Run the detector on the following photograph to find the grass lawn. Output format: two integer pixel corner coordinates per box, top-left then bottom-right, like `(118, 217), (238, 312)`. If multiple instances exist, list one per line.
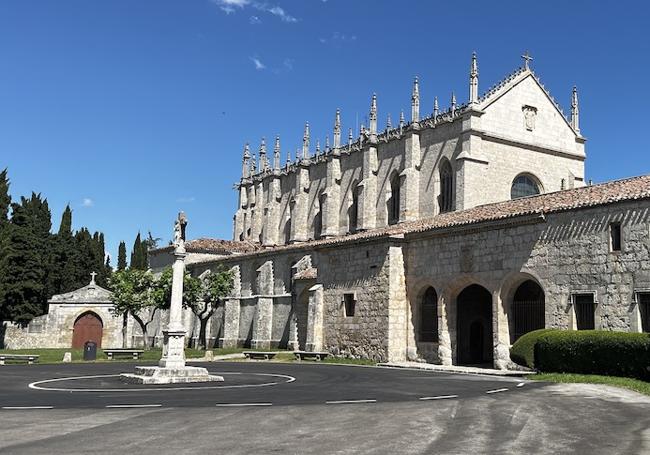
(530, 373), (650, 397)
(0, 347), (246, 364)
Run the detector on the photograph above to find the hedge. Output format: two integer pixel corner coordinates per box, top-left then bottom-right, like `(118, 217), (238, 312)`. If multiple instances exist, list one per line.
(535, 330), (650, 380)
(510, 329), (556, 369)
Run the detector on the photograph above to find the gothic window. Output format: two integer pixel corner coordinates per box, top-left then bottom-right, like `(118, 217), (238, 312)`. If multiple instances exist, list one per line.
(388, 173), (400, 225)
(439, 159), (454, 213)
(349, 184), (360, 233)
(284, 218), (291, 244)
(573, 293), (596, 330)
(511, 280), (545, 343)
(419, 287), (438, 342)
(637, 292), (650, 333)
(314, 193), (325, 239)
(511, 174), (541, 199)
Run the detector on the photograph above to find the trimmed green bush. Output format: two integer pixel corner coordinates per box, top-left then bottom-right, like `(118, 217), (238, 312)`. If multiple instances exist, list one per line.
(510, 329), (556, 368)
(535, 330), (650, 380)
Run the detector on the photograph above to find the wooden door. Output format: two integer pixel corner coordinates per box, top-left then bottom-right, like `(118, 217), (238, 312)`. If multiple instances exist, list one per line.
(72, 312), (103, 349)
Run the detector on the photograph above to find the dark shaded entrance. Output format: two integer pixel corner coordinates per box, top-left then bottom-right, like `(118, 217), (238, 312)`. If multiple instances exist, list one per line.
(457, 284), (493, 365)
(72, 312), (103, 349)
(511, 280), (545, 343)
(295, 289), (309, 350)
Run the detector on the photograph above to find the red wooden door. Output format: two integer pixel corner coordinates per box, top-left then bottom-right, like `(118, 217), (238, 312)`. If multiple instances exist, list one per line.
(72, 312), (103, 349)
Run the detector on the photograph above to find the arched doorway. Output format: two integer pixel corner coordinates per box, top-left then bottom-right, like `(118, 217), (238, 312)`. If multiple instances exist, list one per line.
(457, 284), (492, 365)
(72, 312), (103, 349)
(511, 280), (545, 343)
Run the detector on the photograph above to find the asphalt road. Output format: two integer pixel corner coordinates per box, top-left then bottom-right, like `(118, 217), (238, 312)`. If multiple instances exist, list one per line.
(1, 361), (649, 454)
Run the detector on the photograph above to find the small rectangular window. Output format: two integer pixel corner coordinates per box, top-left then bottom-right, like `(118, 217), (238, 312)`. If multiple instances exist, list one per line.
(638, 292), (650, 333)
(610, 222), (622, 252)
(343, 293), (356, 317)
(573, 293), (595, 330)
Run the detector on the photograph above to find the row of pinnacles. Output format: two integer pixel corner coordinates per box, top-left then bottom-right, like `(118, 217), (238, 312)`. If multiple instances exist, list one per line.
(233, 52), (585, 247)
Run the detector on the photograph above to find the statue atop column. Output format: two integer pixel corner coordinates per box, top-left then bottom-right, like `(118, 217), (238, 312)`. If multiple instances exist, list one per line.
(173, 211), (187, 251)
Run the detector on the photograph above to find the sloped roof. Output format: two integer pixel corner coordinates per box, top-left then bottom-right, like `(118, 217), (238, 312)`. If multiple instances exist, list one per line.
(210, 174), (650, 259)
(153, 238), (262, 255)
(49, 277), (113, 304)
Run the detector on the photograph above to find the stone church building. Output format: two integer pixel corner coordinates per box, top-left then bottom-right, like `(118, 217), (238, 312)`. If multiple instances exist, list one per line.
(148, 54), (650, 369)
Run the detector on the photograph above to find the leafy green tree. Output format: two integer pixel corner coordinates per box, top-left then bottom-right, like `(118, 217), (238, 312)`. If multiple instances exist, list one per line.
(109, 269), (162, 348)
(194, 268), (234, 350)
(144, 231), (161, 250)
(117, 241), (127, 271)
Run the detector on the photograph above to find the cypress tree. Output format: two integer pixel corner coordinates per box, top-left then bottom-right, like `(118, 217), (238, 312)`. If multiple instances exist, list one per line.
(117, 241), (127, 271)
(2, 195), (51, 324)
(0, 169), (11, 324)
(130, 232), (147, 270)
(58, 205), (72, 236)
(0, 169), (10, 227)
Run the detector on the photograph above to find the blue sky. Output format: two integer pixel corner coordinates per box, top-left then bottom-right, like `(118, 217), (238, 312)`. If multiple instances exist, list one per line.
(1, 0), (649, 261)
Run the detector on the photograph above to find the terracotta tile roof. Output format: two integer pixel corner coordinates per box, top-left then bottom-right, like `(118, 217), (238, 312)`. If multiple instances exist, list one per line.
(294, 267), (317, 280)
(152, 238), (261, 255)
(249, 174), (650, 253)
(189, 175), (650, 263)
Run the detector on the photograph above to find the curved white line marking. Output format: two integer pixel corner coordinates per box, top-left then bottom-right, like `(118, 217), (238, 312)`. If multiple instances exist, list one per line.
(2, 406), (54, 410)
(516, 382), (525, 388)
(326, 399), (376, 404)
(485, 388), (509, 394)
(419, 395), (458, 401)
(28, 372), (296, 393)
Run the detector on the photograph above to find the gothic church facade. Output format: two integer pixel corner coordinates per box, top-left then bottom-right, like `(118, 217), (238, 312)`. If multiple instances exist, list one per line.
(150, 54), (650, 369)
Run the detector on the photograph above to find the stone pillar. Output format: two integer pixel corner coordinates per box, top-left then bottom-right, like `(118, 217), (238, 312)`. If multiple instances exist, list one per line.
(492, 290), (511, 370)
(305, 284), (324, 352)
(159, 235), (187, 369)
(322, 153), (341, 238)
(290, 162), (310, 243)
(251, 261), (274, 349)
(402, 126), (421, 222)
(263, 174), (281, 246)
(437, 293), (453, 366)
(250, 180), (264, 242)
(387, 239), (407, 362)
(359, 142), (377, 231)
(455, 109), (486, 211)
(220, 266), (241, 349)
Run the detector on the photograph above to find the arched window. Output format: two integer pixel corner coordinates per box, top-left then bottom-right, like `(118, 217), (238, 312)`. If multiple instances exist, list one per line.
(439, 160), (454, 213)
(511, 174), (541, 199)
(284, 217), (291, 244)
(388, 173), (400, 225)
(511, 280), (545, 342)
(349, 184), (360, 233)
(420, 287), (438, 342)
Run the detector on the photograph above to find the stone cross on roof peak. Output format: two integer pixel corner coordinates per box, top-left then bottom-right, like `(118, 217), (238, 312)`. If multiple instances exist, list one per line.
(521, 51), (533, 69)
(90, 272), (97, 285)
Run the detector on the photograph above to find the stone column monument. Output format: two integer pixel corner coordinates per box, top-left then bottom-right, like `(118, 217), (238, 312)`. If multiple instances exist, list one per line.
(121, 212), (223, 384)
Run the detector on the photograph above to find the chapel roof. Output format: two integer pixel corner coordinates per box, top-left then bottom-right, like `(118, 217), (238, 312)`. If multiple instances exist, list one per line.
(213, 174), (650, 259)
(49, 273), (113, 304)
(153, 238), (262, 255)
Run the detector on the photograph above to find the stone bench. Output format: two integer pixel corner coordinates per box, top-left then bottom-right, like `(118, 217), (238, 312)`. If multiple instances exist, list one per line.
(104, 349), (144, 361)
(243, 351), (278, 360)
(294, 351), (329, 361)
(0, 354), (40, 365)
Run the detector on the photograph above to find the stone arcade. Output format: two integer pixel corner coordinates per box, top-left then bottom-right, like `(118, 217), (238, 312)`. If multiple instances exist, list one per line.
(149, 54), (650, 369)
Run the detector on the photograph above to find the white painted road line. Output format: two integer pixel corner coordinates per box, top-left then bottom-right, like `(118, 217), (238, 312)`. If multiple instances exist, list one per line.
(215, 403), (272, 407)
(326, 399), (377, 405)
(485, 388), (509, 394)
(105, 404), (162, 408)
(516, 382), (526, 388)
(2, 406), (54, 410)
(419, 395), (458, 401)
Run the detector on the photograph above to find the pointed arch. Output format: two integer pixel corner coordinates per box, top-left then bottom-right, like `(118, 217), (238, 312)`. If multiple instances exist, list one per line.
(388, 171), (400, 225)
(348, 181), (360, 233)
(439, 158), (454, 213)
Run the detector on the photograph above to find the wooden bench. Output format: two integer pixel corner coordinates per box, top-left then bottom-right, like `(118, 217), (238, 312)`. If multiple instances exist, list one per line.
(243, 351), (277, 360)
(0, 354), (40, 365)
(294, 351), (329, 361)
(104, 349), (144, 361)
